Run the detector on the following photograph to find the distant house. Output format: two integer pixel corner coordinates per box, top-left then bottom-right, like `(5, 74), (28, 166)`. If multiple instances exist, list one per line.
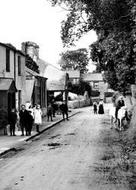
(66, 70), (80, 84)
(38, 59), (68, 103)
(0, 42), (26, 113)
(83, 72), (113, 100)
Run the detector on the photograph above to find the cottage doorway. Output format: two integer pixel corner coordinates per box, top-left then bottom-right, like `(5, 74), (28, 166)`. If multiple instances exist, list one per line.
(8, 92), (15, 113)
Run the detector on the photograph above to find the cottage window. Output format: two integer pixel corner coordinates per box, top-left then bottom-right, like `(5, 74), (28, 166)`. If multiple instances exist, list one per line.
(6, 48), (10, 72)
(18, 56), (21, 76)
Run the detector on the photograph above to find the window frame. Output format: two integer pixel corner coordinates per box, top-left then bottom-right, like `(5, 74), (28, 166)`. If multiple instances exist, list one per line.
(6, 48), (10, 72)
(18, 55), (21, 76)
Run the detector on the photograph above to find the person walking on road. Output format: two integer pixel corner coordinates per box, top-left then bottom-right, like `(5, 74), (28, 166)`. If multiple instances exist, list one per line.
(60, 102), (69, 120)
(33, 104), (42, 132)
(98, 100), (104, 114)
(93, 102), (97, 114)
(115, 96), (125, 121)
(8, 108), (17, 136)
(19, 105), (29, 136)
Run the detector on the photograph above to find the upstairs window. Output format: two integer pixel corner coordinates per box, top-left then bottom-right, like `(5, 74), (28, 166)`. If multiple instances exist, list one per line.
(18, 56), (21, 76)
(6, 48), (10, 72)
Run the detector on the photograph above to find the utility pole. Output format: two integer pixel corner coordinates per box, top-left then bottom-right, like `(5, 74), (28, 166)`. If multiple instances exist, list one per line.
(64, 73), (69, 105)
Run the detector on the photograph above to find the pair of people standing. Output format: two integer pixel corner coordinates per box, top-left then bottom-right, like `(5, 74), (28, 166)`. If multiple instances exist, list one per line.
(19, 104), (42, 136)
(59, 102), (69, 120)
(93, 100), (104, 114)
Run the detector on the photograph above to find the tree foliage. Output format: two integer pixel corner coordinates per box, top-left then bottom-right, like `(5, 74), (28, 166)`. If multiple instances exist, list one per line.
(59, 48), (89, 74)
(90, 31), (136, 93)
(68, 80), (92, 97)
(25, 55), (39, 73)
(48, 0), (136, 94)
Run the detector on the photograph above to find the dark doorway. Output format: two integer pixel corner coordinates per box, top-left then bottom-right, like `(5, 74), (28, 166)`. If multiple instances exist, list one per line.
(8, 92), (15, 114)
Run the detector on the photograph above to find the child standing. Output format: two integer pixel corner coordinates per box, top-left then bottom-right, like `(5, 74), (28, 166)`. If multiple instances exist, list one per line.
(33, 104), (42, 132)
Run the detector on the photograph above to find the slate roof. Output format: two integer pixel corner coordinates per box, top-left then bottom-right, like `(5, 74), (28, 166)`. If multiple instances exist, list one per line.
(66, 70), (80, 79)
(83, 73), (103, 82)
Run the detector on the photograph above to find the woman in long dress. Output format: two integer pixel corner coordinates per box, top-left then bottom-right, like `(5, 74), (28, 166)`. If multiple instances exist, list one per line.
(98, 100), (104, 114)
(33, 104), (42, 132)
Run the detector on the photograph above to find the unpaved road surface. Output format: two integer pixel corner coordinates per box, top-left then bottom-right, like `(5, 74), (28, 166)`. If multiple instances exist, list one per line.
(0, 107), (136, 190)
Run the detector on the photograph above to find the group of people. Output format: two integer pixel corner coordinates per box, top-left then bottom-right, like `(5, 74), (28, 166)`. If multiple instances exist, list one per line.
(8, 104), (42, 136)
(47, 101), (69, 121)
(8, 101), (69, 136)
(93, 100), (104, 114)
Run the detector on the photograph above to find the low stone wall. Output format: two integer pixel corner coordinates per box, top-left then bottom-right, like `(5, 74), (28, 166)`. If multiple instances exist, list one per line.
(68, 99), (90, 109)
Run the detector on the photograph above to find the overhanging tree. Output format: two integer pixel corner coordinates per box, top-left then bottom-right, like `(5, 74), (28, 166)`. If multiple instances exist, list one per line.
(48, 0), (136, 94)
(59, 48), (89, 74)
(68, 80), (92, 97)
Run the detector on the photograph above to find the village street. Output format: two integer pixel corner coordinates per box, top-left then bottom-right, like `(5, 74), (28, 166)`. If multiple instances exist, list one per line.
(0, 106), (136, 190)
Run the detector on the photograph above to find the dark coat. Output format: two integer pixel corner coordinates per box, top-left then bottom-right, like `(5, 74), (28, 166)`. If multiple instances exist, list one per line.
(19, 110), (29, 125)
(47, 105), (53, 116)
(8, 112), (17, 125)
(60, 103), (68, 113)
(27, 113), (34, 126)
(98, 104), (104, 114)
(117, 100), (125, 109)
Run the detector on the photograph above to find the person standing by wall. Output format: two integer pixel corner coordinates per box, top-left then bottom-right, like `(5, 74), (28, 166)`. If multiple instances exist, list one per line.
(8, 108), (17, 136)
(47, 103), (53, 122)
(60, 102), (69, 120)
(33, 104), (42, 132)
(19, 105), (29, 136)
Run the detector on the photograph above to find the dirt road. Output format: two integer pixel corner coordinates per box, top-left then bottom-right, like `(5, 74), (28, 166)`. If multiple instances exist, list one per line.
(0, 107), (135, 190)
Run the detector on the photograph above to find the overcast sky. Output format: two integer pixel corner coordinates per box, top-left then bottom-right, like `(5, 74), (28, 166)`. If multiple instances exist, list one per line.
(0, 0), (97, 71)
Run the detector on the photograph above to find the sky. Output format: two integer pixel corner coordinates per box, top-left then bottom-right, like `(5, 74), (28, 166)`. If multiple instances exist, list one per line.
(0, 0), (97, 71)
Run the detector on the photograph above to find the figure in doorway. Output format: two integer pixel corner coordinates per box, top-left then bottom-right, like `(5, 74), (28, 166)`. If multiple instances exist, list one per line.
(8, 108), (17, 136)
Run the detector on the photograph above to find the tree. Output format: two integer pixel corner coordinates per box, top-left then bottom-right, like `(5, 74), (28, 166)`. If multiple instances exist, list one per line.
(69, 80), (92, 97)
(59, 48), (89, 74)
(25, 55), (39, 73)
(90, 31), (136, 93)
(49, 0), (136, 94)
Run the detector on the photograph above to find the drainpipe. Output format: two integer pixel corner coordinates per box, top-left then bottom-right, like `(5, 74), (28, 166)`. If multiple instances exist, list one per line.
(14, 51), (16, 83)
(14, 51), (16, 109)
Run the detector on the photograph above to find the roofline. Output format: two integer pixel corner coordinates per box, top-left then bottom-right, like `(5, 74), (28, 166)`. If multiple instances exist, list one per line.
(25, 67), (40, 76)
(84, 79), (103, 82)
(36, 75), (48, 80)
(0, 77), (14, 80)
(0, 42), (25, 56)
(39, 58), (62, 71)
(25, 67), (48, 80)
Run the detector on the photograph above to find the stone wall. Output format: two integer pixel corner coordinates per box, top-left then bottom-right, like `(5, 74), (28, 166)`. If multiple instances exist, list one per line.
(68, 99), (90, 109)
